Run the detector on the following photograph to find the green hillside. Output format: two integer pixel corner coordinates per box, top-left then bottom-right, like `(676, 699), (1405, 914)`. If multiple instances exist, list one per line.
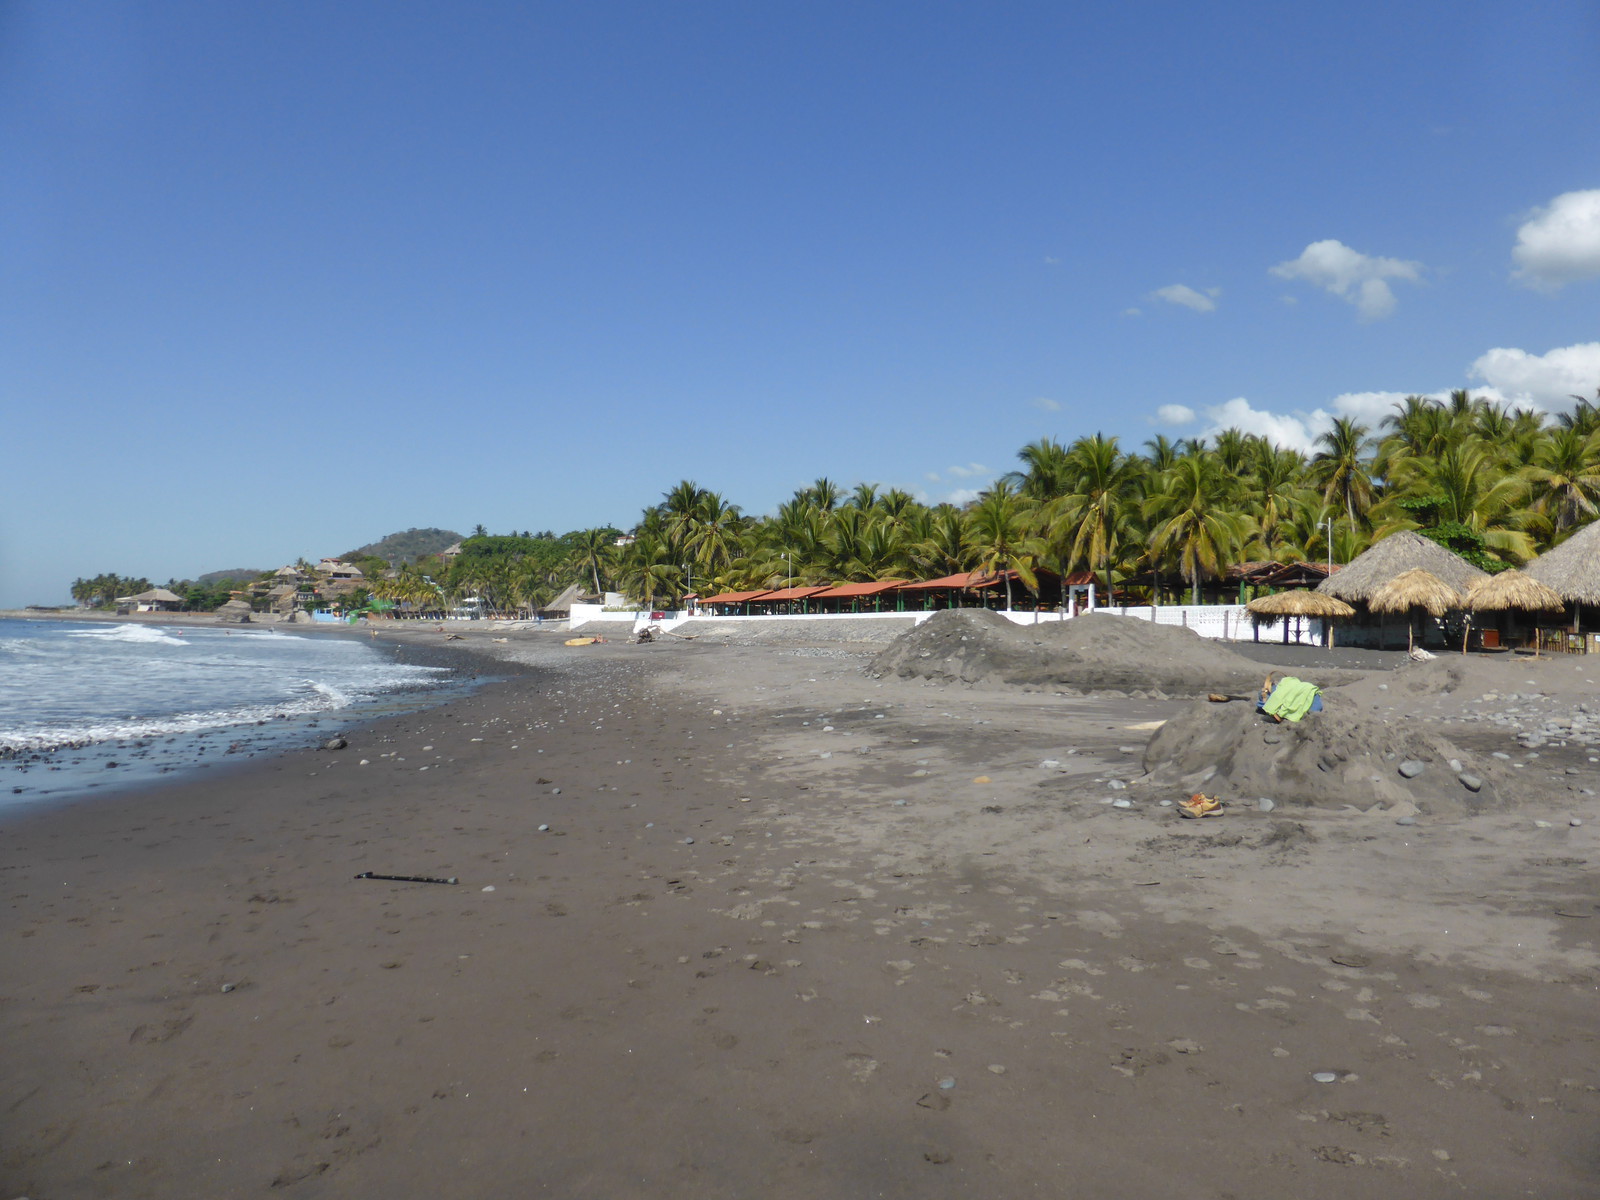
(342, 527), (463, 565)
(197, 568), (268, 586)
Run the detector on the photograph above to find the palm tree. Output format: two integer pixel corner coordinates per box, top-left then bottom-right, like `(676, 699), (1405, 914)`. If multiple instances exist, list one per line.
(1309, 417), (1375, 528)
(571, 528), (615, 595)
(848, 482), (881, 511)
(1242, 444), (1312, 558)
(798, 477), (844, 512)
(1005, 438), (1073, 501)
(1142, 434), (1179, 473)
(1523, 427), (1600, 535)
(1043, 433), (1133, 600)
(1558, 390), (1600, 437)
(686, 491), (746, 575)
(1144, 454), (1253, 603)
(966, 485), (1046, 611)
(1380, 441), (1537, 564)
(909, 504), (976, 577)
(1211, 427), (1252, 477)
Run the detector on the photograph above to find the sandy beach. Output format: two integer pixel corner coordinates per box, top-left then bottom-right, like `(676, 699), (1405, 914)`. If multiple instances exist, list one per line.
(4, 617), (1599, 1198)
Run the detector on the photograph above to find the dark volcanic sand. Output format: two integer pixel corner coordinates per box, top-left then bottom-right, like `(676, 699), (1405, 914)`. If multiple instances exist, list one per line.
(3, 626), (1599, 1198)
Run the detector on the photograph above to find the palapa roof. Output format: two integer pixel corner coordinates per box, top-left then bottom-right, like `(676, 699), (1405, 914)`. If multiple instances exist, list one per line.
(541, 583), (585, 613)
(1316, 530), (1487, 602)
(131, 588), (185, 604)
(1467, 569), (1565, 613)
(1368, 568), (1464, 617)
(1245, 590), (1355, 618)
(1524, 519), (1600, 605)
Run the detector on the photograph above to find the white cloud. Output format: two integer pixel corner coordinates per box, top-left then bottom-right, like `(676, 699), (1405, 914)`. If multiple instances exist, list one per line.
(1030, 396), (1061, 412)
(946, 488), (982, 506)
(1471, 342), (1600, 410)
(946, 462), (989, 479)
(1199, 397), (1332, 455)
(1151, 284), (1219, 313)
(1324, 390), (1423, 427)
(1122, 307), (1143, 317)
(1269, 239), (1423, 320)
(1512, 190), (1600, 288)
(1155, 404), (1196, 425)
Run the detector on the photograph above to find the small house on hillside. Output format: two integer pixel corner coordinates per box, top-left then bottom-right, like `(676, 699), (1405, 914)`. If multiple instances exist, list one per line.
(318, 560), (365, 580)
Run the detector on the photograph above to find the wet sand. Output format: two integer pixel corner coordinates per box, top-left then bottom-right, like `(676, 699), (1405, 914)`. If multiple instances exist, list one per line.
(4, 625), (1599, 1198)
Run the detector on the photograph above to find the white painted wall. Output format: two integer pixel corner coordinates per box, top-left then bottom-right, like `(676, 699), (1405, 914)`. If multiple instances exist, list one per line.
(571, 601), (1327, 645)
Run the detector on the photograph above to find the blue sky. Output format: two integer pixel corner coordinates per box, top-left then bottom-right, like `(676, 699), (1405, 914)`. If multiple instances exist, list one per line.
(3, 0), (1598, 606)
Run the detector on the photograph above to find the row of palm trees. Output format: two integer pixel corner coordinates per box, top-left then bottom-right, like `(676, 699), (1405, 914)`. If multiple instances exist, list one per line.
(606, 390), (1600, 609)
(372, 389), (1600, 615)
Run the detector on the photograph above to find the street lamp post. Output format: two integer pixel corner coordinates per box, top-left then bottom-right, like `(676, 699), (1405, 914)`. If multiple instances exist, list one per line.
(1318, 519), (1336, 573)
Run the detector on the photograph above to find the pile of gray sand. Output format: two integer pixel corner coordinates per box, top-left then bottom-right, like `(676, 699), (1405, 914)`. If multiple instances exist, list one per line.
(1140, 690), (1511, 814)
(870, 609), (1289, 697)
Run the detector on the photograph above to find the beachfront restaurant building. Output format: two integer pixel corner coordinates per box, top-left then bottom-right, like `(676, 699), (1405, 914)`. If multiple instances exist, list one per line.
(697, 569), (1071, 617)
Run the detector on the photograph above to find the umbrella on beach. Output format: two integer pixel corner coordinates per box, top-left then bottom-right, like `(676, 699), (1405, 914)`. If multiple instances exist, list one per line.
(1466, 569), (1564, 614)
(1368, 568), (1464, 652)
(1245, 590), (1356, 646)
(1245, 591), (1356, 618)
(1464, 569), (1565, 654)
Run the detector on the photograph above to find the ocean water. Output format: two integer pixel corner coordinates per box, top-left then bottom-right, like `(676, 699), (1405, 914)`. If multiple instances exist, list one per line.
(0, 619), (459, 805)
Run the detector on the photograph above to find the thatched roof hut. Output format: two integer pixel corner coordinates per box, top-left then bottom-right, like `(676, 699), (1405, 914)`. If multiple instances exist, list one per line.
(539, 583), (584, 618)
(1246, 591), (1355, 618)
(1369, 569), (1463, 617)
(1317, 530), (1487, 602)
(1524, 519), (1600, 605)
(1466, 569), (1564, 614)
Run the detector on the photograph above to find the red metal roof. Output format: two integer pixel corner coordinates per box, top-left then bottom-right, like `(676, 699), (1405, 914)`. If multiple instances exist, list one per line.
(899, 570), (998, 590)
(751, 585), (831, 601)
(700, 589), (772, 604)
(813, 580), (906, 599)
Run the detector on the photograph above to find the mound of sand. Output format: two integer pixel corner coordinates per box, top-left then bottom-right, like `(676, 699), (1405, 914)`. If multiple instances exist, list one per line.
(870, 609), (1290, 697)
(1140, 698), (1510, 814)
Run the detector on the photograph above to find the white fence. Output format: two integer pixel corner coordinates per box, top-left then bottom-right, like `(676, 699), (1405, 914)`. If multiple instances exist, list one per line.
(571, 601), (1328, 645)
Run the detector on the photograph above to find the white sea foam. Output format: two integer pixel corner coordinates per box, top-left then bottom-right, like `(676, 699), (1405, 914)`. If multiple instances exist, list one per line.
(0, 618), (451, 753)
(67, 624), (190, 645)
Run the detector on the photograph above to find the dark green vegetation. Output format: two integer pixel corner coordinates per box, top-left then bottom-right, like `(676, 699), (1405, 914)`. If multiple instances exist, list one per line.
(582, 389), (1600, 609)
(68, 574), (153, 608)
(197, 568), (267, 587)
(70, 391), (1600, 614)
(340, 527), (463, 565)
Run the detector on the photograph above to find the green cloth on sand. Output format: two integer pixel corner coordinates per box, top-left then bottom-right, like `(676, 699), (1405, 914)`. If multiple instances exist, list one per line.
(1263, 676), (1320, 723)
